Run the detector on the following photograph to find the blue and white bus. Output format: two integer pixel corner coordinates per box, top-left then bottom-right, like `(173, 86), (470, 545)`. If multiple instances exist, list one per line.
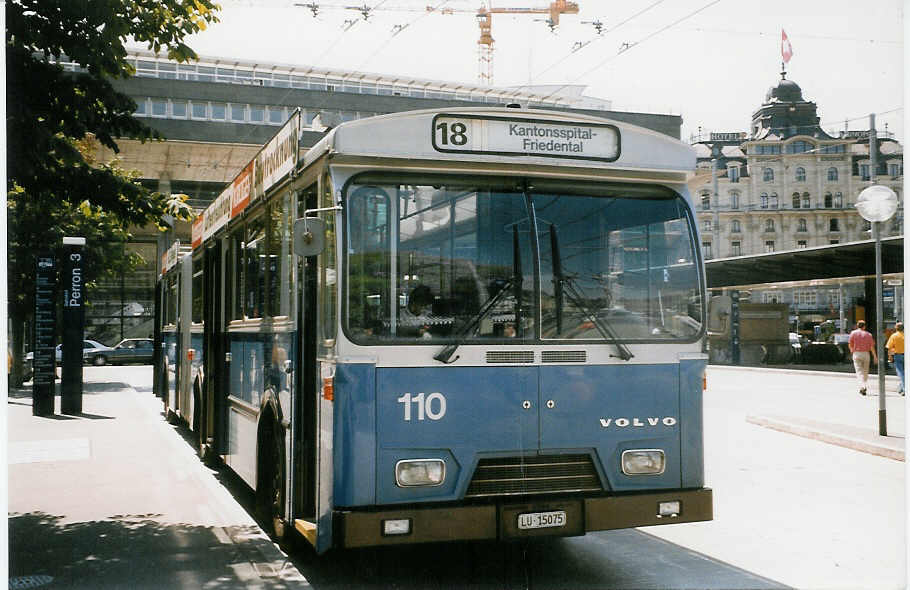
(155, 106), (712, 553)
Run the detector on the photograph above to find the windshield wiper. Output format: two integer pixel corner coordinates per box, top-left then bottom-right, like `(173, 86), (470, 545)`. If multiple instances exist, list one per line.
(435, 227), (523, 364)
(549, 224), (633, 361)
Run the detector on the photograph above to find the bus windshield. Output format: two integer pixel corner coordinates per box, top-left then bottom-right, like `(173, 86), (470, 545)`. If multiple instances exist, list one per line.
(344, 176), (703, 344)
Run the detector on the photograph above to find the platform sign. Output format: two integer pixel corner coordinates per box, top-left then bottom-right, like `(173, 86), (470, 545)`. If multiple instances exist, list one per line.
(61, 239), (86, 415)
(33, 255), (56, 416)
(432, 114), (621, 162)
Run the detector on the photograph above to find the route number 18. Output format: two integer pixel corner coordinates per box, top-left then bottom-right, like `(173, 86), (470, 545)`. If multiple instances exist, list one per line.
(435, 121), (469, 146)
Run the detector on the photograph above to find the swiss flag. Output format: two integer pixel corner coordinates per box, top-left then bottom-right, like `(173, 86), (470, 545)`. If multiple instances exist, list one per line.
(781, 29), (793, 63)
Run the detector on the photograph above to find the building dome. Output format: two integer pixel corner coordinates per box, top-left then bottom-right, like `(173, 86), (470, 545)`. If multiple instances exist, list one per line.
(765, 77), (804, 103)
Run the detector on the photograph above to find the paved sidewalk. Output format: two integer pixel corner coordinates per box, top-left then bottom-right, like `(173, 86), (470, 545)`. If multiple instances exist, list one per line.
(7, 367), (310, 589)
(711, 364), (906, 462)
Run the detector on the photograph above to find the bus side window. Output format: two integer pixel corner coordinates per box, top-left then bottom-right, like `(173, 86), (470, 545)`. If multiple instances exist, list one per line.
(346, 185), (391, 340)
(245, 216), (267, 319)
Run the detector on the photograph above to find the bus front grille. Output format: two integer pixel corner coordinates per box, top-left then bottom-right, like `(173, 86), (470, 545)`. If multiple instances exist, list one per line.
(465, 454), (603, 498)
(486, 351), (534, 364)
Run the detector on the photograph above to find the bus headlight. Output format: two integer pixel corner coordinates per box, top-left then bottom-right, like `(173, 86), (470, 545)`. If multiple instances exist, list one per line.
(395, 459), (445, 487)
(621, 449), (665, 475)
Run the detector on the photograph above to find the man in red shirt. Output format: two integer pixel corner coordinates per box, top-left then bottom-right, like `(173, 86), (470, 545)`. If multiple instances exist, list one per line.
(848, 320), (877, 395)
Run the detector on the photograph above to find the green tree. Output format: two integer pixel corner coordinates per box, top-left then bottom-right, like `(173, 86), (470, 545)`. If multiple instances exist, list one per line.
(7, 0), (220, 384)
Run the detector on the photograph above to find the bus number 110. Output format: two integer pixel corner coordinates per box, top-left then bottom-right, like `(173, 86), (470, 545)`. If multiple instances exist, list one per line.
(397, 392), (447, 421)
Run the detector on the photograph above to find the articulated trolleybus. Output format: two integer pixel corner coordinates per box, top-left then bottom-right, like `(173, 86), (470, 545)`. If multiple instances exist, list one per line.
(156, 106), (712, 553)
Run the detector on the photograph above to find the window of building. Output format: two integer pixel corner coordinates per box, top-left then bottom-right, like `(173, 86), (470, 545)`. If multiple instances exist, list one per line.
(191, 102), (207, 119)
(862, 220), (872, 232)
(269, 107), (285, 124)
(134, 98), (147, 115)
(763, 167), (774, 182)
(787, 140), (812, 154)
(728, 166), (740, 183)
(731, 241), (741, 256)
(171, 100), (187, 118)
(765, 219), (775, 232)
(860, 164), (870, 180)
(701, 193), (710, 210)
(763, 290), (782, 303)
(829, 218), (840, 232)
(795, 167), (806, 182)
(210, 102), (226, 120)
(730, 192), (740, 209)
(824, 193), (833, 208)
(834, 192), (843, 208)
(150, 98), (167, 117)
(702, 219), (712, 233)
(892, 214), (903, 233)
(889, 163), (902, 177)
(828, 167), (838, 181)
(797, 240), (807, 248)
(792, 192), (801, 208)
(702, 242), (713, 260)
(760, 193), (769, 209)
(765, 240), (775, 253)
(829, 239), (839, 245)
(802, 193), (810, 209)
(797, 218), (807, 232)
(230, 103), (246, 122)
(769, 193), (778, 209)
(249, 104), (265, 122)
(731, 219), (741, 233)
(795, 289), (817, 307)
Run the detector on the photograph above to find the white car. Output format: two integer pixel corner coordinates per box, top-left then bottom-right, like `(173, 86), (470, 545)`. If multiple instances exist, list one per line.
(25, 339), (115, 366)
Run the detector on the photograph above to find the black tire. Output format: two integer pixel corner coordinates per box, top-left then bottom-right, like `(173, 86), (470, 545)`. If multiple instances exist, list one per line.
(257, 419), (287, 541)
(92, 355), (107, 366)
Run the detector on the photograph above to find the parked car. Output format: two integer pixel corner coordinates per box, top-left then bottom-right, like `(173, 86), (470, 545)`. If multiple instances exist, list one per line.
(25, 340), (115, 367)
(101, 338), (155, 365)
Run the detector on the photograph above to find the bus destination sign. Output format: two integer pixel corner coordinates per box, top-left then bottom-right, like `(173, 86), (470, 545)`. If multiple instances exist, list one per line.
(432, 114), (620, 162)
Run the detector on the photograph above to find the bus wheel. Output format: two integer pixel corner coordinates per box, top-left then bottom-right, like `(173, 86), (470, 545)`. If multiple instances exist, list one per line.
(257, 420), (286, 541)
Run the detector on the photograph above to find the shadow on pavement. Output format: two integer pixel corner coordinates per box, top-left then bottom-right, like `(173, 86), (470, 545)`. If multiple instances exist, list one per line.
(8, 512), (299, 590)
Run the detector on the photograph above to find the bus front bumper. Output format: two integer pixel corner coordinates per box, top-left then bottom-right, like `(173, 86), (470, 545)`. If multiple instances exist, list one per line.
(337, 488), (712, 549)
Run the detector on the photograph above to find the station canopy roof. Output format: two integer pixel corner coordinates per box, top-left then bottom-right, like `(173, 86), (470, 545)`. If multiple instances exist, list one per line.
(705, 237), (903, 289)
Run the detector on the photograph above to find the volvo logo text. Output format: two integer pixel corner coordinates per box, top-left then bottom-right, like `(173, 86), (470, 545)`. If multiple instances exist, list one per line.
(599, 417), (677, 428)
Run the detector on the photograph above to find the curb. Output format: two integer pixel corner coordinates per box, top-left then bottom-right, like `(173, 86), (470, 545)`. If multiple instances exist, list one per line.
(710, 364), (900, 382)
(746, 415), (905, 462)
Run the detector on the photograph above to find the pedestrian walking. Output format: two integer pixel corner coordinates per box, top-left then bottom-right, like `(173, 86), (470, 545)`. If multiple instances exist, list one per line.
(848, 320), (877, 396)
(886, 321), (904, 395)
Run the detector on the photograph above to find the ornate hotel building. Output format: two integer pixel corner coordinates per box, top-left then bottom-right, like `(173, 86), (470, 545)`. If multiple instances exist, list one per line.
(691, 74), (903, 261)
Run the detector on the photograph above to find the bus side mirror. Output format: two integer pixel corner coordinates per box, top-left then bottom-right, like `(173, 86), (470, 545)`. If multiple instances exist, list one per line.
(294, 217), (326, 257)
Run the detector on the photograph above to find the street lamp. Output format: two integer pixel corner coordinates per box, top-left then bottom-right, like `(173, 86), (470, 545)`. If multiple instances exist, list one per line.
(855, 184), (898, 436)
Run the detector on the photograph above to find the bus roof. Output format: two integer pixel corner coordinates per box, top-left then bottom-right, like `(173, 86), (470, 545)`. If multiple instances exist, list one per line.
(304, 107), (695, 174)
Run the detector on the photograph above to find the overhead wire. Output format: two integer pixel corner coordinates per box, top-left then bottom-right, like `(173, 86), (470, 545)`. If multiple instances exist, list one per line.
(354, 0), (455, 73)
(531, 0), (668, 82)
(540, 0), (725, 103)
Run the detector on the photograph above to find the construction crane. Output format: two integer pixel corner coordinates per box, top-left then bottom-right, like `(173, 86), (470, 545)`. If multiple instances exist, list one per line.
(476, 1), (579, 84)
(295, 1), (580, 85)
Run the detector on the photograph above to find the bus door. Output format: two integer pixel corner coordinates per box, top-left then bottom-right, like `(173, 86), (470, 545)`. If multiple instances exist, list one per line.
(203, 241), (228, 455)
(292, 184), (320, 540)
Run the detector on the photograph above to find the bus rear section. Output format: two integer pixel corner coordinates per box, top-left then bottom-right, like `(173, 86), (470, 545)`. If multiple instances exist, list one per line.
(328, 172), (711, 548)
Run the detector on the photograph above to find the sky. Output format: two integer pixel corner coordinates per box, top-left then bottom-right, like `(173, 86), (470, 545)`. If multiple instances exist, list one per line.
(152, 0), (904, 141)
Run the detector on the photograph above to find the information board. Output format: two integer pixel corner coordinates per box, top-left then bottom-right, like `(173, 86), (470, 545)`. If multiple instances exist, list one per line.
(32, 255), (56, 416)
